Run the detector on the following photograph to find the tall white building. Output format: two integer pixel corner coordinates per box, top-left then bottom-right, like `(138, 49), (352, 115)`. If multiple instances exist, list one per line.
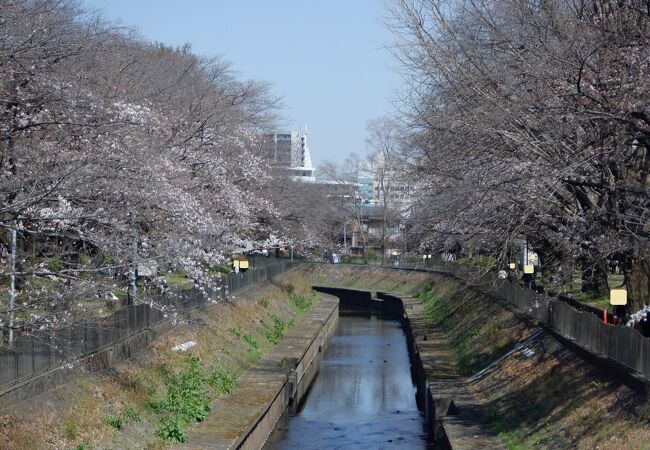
(260, 131), (316, 182)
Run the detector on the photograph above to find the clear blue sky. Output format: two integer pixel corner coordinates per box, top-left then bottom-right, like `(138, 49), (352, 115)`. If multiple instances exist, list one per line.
(83, 0), (401, 166)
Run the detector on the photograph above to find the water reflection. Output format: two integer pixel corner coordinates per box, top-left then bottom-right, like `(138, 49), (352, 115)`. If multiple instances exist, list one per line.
(269, 308), (430, 450)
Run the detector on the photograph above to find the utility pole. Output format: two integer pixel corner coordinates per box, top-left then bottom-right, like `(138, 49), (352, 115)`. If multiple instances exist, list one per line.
(9, 221), (16, 344)
(129, 233), (137, 304)
(343, 222), (347, 254)
(522, 237), (529, 268)
(127, 209), (137, 305)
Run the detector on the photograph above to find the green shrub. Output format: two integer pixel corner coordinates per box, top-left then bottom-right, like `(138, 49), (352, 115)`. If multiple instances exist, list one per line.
(145, 399), (162, 412)
(258, 298), (270, 308)
(63, 419), (78, 439)
(243, 333), (259, 350)
(160, 357), (210, 423)
(290, 294), (312, 313)
(123, 405), (141, 422)
(106, 414), (123, 430)
(47, 258), (64, 273)
(213, 263), (232, 274)
(149, 356), (212, 442)
(207, 365), (237, 394)
(261, 315), (293, 345)
(72, 444), (90, 450)
(156, 416), (187, 443)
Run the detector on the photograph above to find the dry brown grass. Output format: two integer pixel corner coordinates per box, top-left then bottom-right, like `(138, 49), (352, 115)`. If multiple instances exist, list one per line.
(477, 337), (650, 449)
(0, 378), (116, 450)
(299, 263), (435, 295)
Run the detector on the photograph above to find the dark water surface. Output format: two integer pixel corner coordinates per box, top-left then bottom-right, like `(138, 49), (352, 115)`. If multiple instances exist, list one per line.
(268, 308), (430, 450)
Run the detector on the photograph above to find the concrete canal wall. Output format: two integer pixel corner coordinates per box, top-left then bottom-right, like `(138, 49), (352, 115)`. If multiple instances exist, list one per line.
(312, 288), (437, 426)
(178, 294), (339, 450)
(313, 286), (504, 450)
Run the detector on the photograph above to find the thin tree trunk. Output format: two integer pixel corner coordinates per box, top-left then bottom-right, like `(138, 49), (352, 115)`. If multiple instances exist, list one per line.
(581, 259), (610, 298)
(624, 252), (650, 314)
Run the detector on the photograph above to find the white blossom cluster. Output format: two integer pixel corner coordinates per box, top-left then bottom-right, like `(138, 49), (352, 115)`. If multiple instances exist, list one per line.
(627, 306), (650, 327)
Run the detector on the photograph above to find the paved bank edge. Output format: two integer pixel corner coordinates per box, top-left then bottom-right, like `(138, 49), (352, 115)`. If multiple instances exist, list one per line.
(178, 293), (339, 450)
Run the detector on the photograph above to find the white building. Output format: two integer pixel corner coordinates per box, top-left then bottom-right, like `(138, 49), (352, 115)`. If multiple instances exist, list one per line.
(370, 152), (413, 211)
(260, 131), (316, 182)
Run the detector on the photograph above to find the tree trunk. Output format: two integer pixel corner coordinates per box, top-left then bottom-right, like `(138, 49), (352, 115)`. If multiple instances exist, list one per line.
(381, 215), (387, 266)
(581, 259), (609, 298)
(624, 252), (650, 314)
(533, 240), (572, 292)
(356, 218), (368, 264)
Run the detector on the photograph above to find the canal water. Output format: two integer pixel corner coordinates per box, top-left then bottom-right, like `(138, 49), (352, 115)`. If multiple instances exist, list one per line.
(267, 307), (431, 449)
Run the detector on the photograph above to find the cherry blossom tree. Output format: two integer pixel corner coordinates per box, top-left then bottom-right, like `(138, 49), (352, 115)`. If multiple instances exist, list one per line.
(0, 0), (316, 334)
(389, 0), (650, 311)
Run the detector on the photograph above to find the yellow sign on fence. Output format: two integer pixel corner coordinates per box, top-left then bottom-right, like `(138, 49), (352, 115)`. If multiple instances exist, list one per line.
(610, 289), (627, 305)
(524, 264), (534, 274)
(509, 263), (516, 269)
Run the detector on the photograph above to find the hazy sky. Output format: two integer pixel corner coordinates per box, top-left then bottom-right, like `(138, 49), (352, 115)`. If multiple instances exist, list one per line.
(83, 0), (402, 166)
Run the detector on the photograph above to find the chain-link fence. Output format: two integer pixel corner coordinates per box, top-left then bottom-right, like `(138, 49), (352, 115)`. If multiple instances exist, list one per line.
(0, 259), (289, 392)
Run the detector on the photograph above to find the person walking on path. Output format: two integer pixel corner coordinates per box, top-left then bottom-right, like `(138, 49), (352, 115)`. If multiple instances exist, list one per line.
(522, 271), (536, 290)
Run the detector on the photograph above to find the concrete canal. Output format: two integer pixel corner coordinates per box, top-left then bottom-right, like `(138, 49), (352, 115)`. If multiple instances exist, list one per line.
(266, 307), (431, 449)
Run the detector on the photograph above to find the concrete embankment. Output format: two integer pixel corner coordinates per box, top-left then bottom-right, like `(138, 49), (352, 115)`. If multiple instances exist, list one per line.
(397, 295), (505, 450)
(412, 274), (650, 449)
(177, 293), (339, 450)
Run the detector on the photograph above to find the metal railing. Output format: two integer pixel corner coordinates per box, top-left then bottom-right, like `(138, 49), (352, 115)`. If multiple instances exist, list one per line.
(0, 259), (290, 392)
